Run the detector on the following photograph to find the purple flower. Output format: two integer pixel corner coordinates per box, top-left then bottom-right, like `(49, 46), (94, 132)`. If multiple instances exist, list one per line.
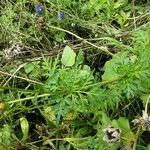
(35, 4), (43, 15)
(58, 11), (65, 20)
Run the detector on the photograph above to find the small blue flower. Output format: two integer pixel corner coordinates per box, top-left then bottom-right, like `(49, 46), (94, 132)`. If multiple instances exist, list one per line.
(35, 4), (43, 15)
(58, 11), (65, 20)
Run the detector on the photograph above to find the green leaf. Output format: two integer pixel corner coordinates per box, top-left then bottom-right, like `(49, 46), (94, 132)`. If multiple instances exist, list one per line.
(114, 0), (124, 9)
(111, 119), (119, 127)
(24, 63), (34, 73)
(117, 117), (130, 134)
(76, 49), (84, 65)
(101, 112), (111, 125)
(140, 94), (150, 105)
(147, 144), (150, 150)
(78, 70), (90, 80)
(43, 139), (56, 149)
(61, 45), (76, 66)
(43, 106), (57, 126)
(20, 117), (29, 141)
(102, 60), (119, 81)
(123, 131), (135, 142)
(0, 125), (11, 146)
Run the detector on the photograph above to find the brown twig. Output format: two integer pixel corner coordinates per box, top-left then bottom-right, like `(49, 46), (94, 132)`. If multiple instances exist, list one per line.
(0, 70), (43, 85)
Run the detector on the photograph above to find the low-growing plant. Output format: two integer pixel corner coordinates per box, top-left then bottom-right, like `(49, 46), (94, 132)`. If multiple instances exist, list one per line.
(0, 37), (150, 149)
(0, 0), (150, 150)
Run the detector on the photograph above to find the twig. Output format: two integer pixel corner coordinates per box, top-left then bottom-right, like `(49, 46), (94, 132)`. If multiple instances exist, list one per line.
(0, 70), (43, 85)
(132, 0), (136, 30)
(3, 63), (27, 87)
(46, 24), (115, 57)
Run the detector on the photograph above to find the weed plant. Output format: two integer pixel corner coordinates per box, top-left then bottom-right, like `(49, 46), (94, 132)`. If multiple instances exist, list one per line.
(0, 0), (150, 150)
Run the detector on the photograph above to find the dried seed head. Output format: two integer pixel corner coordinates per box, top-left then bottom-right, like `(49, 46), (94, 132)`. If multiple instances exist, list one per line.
(3, 42), (24, 60)
(132, 110), (150, 131)
(36, 16), (45, 31)
(103, 125), (121, 143)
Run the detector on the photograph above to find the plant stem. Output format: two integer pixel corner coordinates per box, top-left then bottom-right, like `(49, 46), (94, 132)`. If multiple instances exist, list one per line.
(133, 125), (141, 150)
(0, 70), (43, 85)
(145, 94), (150, 113)
(8, 93), (51, 104)
(46, 24), (115, 57)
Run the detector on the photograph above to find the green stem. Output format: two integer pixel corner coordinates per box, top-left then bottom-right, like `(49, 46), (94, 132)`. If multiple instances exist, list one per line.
(8, 93), (51, 104)
(80, 75), (124, 90)
(133, 125), (141, 150)
(145, 94), (150, 113)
